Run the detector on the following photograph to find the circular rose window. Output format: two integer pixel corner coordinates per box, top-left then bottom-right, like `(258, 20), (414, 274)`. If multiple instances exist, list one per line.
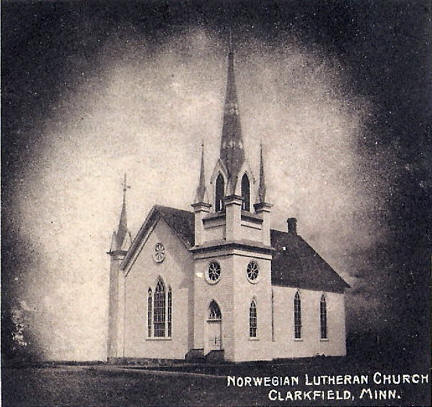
(153, 243), (165, 263)
(206, 261), (221, 284)
(246, 261), (259, 283)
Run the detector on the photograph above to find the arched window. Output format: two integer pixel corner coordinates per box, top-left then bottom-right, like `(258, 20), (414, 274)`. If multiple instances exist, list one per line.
(147, 288), (152, 337)
(249, 300), (257, 338)
(154, 279), (166, 337)
(294, 292), (301, 339)
(209, 300), (222, 320)
(320, 294), (327, 339)
(215, 174), (225, 212)
(241, 174), (250, 211)
(168, 287), (172, 337)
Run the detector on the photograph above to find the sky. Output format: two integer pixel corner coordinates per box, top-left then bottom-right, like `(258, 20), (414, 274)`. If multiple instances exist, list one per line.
(2, 0), (431, 362)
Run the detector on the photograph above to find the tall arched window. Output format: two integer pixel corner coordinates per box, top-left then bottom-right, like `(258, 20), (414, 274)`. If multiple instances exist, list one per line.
(209, 300), (222, 320)
(294, 292), (302, 339)
(147, 288), (152, 337)
(320, 294), (327, 339)
(154, 279), (166, 337)
(249, 300), (257, 338)
(168, 287), (172, 337)
(241, 174), (250, 211)
(215, 174), (225, 212)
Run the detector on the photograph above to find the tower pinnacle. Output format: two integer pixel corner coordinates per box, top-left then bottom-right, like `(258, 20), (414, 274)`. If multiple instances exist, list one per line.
(257, 143), (267, 203)
(116, 174), (130, 249)
(194, 142), (209, 204)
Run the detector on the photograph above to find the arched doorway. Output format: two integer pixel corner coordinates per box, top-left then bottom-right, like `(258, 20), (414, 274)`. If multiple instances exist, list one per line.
(205, 300), (222, 354)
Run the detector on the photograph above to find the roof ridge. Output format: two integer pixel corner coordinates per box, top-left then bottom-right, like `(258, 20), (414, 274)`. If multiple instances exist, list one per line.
(154, 204), (193, 215)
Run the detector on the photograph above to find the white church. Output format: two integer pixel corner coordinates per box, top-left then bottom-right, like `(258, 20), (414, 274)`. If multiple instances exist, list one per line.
(107, 45), (349, 363)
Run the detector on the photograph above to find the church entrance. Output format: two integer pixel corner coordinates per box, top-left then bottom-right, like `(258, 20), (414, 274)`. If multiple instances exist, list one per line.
(205, 300), (222, 354)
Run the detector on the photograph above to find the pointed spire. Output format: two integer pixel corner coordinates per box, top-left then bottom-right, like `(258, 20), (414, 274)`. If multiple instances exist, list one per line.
(194, 142), (209, 203)
(220, 33), (245, 183)
(257, 143), (267, 203)
(116, 174), (130, 248)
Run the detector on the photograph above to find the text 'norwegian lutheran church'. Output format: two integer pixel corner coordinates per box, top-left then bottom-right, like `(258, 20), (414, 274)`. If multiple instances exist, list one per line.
(107, 45), (349, 363)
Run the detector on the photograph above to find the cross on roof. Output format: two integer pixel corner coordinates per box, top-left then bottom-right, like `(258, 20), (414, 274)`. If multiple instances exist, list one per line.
(122, 173), (131, 202)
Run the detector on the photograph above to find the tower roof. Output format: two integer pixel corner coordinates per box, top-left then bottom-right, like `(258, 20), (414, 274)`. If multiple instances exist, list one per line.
(220, 41), (245, 185)
(257, 143), (267, 203)
(194, 142), (209, 204)
(113, 174), (131, 251)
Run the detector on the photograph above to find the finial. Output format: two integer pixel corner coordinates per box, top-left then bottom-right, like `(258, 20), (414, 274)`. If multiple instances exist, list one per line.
(122, 173), (131, 203)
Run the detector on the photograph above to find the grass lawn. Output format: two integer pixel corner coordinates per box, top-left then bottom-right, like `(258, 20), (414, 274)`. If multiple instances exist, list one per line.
(2, 357), (430, 407)
(3, 366), (244, 407)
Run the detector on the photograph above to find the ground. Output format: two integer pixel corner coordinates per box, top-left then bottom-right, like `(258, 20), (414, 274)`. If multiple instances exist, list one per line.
(2, 357), (430, 407)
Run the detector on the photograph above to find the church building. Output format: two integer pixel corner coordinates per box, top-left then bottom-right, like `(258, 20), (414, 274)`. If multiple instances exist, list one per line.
(107, 45), (349, 363)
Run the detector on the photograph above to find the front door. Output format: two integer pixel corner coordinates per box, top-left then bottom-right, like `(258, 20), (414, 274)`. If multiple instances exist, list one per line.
(207, 320), (222, 351)
(205, 300), (222, 354)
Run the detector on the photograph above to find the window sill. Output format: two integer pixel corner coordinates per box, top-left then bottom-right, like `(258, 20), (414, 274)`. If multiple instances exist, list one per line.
(294, 338), (303, 342)
(320, 338), (329, 342)
(146, 337), (172, 341)
(249, 337), (260, 341)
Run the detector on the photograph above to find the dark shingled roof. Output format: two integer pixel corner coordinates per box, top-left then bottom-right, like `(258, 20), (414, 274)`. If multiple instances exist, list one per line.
(142, 206), (349, 292)
(154, 205), (195, 247)
(270, 229), (349, 293)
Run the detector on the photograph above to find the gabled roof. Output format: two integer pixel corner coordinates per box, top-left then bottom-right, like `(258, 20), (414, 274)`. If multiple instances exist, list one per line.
(154, 205), (195, 247)
(124, 205), (348, 292)
(121, 205), (195, 270)
(271, 229), (349, 292)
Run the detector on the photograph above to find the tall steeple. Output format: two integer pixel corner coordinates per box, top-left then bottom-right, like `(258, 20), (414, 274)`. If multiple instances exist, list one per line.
(194, 142), (209, 204)
(257, 143), (267, 203)
(220, 34), (245, 186)
(107, 173), (131, 361)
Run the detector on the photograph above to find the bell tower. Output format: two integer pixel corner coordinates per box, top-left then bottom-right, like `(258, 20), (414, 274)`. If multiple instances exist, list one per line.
(190, 39), (274, 362)
(107, 174), (132, 362)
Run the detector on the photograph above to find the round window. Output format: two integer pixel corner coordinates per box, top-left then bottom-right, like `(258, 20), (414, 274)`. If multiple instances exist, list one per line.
(207, 261), (221, 284)
(246, 261), (259, 283)
(153, 243), (166, 263)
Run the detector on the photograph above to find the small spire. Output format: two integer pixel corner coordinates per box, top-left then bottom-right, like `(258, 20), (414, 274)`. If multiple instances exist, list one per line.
(116, 174), (131, 248)
(257, 143), (267, 203)
(194, 142), (209, 203)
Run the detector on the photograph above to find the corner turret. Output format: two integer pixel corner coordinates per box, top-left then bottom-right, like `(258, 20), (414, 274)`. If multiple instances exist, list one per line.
(107, 174), (131, 361)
